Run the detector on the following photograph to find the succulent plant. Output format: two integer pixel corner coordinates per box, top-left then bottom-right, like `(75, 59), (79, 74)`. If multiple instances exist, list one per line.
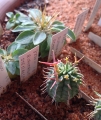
(39, 52), (84, 103)
(0, 43), (28, 79)
(6, 9), (75, 58)
(6, 11), (32, 29)
(89, 92), (101, 120)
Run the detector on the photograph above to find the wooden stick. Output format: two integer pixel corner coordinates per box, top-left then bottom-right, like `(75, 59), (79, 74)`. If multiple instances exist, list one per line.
(16, 92), (48, 120)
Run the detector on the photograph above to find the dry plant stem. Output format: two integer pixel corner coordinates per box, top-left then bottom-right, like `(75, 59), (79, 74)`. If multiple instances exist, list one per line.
(16, 92), (48, 120)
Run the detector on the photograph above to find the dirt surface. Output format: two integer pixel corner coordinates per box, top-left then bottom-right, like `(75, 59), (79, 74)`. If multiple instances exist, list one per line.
(46, 0), (101, 98)
(0, 69), (94, 120)
(0, 0), (101, 119)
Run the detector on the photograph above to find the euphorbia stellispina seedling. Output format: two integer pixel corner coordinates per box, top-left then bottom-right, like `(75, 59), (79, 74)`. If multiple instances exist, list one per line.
(39, 51), (84, 104)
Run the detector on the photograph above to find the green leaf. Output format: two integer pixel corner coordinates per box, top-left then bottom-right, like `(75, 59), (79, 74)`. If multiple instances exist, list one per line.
(6, 61), (16, 75)
(12, 25), (37, 32)
(33, 31), (46, 45)
(15, 31), (34, 44)
(52, 25), (65, 28)
(9, 61), (20, 75)
(46, 34), (52, 51)
(52, 26), (65, 31)
(7, 42), (22, 54)
(51, 21), (65, 33)
(40, 40), (47, 52)
(52, 21), (65, 26)
(25, 42), (35, 50)
(15, 20), (20, 24)
(41, 50), (49, 58)
(0, 49), (7, 55)
(12, 49), (28, 61)
(6, 12), (14, 18)
(6, 21), (15, 29)
(40, 40), (49, 58)
(6, 13), (21, 29)
(28, 9), (42, 19)
(52, 21), (65, 28)
(67, 28), (76, 41)
(18, 16), (32, 23)
(15, 13), (20, 20)
(15, 10), (28, 17)
(21, 20), (34, 25)
(15, 11), (32, 23)
(96, 106), (101, 109)
(51, 27), (64, 33)
(94, 91), (101, 98)
(14, 61), (20, 69)
(15, 67), (20, 75)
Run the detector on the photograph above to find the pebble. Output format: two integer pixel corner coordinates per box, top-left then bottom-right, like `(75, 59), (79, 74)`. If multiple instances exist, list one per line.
(60, 54), (64, 58)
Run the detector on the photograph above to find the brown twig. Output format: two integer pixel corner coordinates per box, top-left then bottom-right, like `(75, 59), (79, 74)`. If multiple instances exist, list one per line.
(16, 92), (48, 120)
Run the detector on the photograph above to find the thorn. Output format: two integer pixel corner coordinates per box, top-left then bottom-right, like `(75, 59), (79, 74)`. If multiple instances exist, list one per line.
(52, 83), (58, 104)
(41, 91), (46, 95)
(41, 86), (47, 91)
(55, 102), (58, 109)
(50, 81), (56, 90)
(45, 95), (49, 99)
(43, 79), (48, 83)
(52, 98), (55, 103)
(67, 100), (70, 106)
(67, 84), (71, 89)
(40, 82), (46, 87)
(43, 73), (48, 76)
(43, 75), (49, 78)
(42, 88), (47, 93)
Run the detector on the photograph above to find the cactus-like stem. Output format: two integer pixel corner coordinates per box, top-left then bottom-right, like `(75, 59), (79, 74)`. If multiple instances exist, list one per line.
(39, 51), (84, 103)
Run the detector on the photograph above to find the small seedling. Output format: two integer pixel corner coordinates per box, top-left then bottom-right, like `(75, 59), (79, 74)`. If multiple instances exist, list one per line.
(39, 51), (84, 103)
(89, 92), (101, 120)
(0, 43), (27, 79)
(6, 9), (75, 58)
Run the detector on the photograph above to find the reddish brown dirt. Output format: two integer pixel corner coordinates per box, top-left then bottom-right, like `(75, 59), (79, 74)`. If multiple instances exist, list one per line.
(0, 68), (94, 120)
(0, 0), (101, 119)
(46, 0), (101, 98)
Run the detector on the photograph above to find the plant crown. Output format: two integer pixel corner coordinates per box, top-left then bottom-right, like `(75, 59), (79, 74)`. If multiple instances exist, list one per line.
(6, 9), (76, 58)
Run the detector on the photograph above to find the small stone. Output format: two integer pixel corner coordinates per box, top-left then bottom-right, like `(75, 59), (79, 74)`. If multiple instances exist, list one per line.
(62, 50), (68, 54)
(60, 54), (64, 58)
